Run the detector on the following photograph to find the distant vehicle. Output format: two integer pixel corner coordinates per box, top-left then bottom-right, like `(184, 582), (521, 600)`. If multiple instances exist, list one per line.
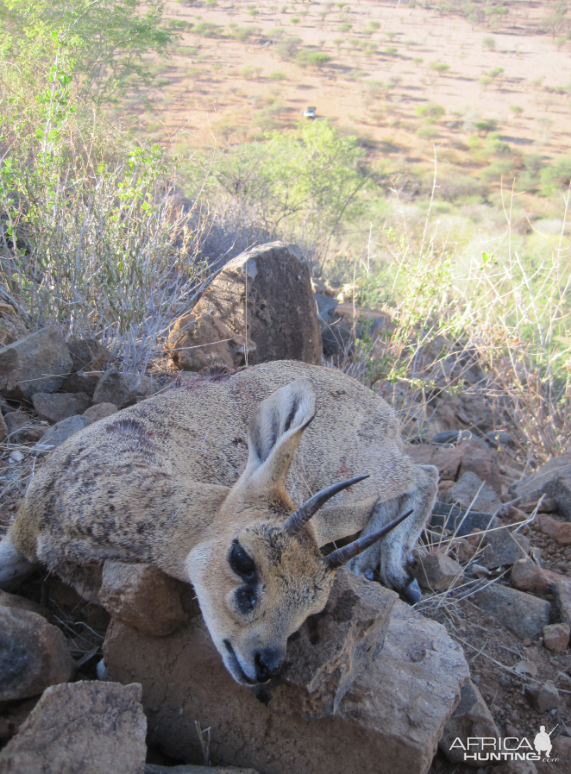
(301, 106), (317, 120)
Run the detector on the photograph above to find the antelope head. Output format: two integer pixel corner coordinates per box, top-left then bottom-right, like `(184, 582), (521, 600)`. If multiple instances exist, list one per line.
(186, 378), (411, 686)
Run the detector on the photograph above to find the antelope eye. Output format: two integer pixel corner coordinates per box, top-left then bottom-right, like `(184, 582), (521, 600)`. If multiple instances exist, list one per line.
(229, 540), (256, 582)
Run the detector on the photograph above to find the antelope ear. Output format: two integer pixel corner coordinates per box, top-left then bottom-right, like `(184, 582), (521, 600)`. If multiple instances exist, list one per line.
(237, 378), (316, 496)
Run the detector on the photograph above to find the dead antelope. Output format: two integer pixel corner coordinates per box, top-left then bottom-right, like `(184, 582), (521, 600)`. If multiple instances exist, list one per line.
(0, 361), (437, 685)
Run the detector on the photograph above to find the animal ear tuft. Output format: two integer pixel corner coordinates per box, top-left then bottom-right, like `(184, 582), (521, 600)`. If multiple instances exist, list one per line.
(235, 379), (316, 495)
(248, 379), (315, 468)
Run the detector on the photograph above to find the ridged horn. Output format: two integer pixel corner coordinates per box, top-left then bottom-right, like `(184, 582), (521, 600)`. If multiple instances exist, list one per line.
(324, 510), (414, 571)
(282, 475), (370, 536)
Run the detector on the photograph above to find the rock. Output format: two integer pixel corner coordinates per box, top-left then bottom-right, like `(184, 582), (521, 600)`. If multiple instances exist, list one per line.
(0, 589), (50, 620)
(431, 430), (474, 445)
(511, 558), (543, 593)
(83, 402), (119, 425)
(0, 328), (72, 399)
(0, 696), (38, 749)
(32, 392), (91, 424)
(543, 623), (570, 653)
(441, 472), (503, 515)
(92, 369), (135, 409)
(554, 521), (571, 546)
(0, 681), (147, 774)
(4, 410), (30, 436)
(439, 680), (500, 764)
(99, 562), (188, 637)
(510, 455), (571, 520)
(482, 528), (528, 569)
(61, 370), (101, 397)
(407, 444), (465, 482)
(456, 439), (503, 494)
(536, 736), (571, 773)
(67, 338), (110, 372)
(146, 767), (259, 774)
(320, 313), (354, 358)
(524, 681), (560, 713)
(35, 415), (88, 451)
(166, 313), (256, 372)
(496, 763), (537, 774)
(414, 552), (464, 592)
(0, 607), (75, 701)
(192, 242), (322, 366)
(430, 501), (498, 537)
(550, 573), (571, 625)
(0, 412), (6, 441)
(314, 292), (337, 323)
(265, 570), (396, 719)
(474, 585), (552, 640)
(520, 497), (558, 514)
(539, 515), (559, 537)
(103, 578), (469, 774)
(146, 767), (258, 774)
(486, 431), (515, 446)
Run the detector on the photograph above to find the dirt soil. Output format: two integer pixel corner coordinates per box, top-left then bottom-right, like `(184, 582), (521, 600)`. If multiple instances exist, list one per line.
(132, 0), (571, 183)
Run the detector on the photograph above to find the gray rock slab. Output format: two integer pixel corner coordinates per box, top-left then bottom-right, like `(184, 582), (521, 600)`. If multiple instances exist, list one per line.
(441, 472), (503, 515)
(482, 528), (529, 569)
(474, 584), (552, 640)
(0, 607), (75, 701)
(0, 681), (147, 774)
(35, 415), (88, 451)
(0, 328), (72, 400)
(430, 501), (498, 537)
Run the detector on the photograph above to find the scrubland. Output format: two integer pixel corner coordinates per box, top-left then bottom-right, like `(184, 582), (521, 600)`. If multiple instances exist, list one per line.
(1, 0), (570, 466)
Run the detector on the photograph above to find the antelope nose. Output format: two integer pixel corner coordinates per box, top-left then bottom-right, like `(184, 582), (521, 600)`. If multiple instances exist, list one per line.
(254, 648), (283, 682)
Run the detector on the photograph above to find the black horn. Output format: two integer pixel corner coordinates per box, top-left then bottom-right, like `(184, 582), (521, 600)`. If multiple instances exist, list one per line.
(324, 510), (414, 571)
(282, 475), (370, 536)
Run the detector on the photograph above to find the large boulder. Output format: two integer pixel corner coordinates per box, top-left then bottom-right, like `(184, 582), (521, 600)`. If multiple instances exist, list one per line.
(0, 607), (75, 701)
(103, 571), (469, 774)
(0, 328), (72, 399)
(0, 681), (147, 774)
(191, 242), (322, 366)
(166, 313), (256, 373)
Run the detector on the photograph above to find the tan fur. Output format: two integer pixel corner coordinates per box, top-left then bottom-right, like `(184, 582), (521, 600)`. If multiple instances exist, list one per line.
(7, 361), (437, 684)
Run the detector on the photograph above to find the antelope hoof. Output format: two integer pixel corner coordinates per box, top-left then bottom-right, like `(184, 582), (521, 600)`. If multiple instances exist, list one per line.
(401, 578), (422, 605)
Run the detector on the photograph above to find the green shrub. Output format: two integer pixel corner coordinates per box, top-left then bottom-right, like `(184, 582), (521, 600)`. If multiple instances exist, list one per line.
(509, 105), (524, 117)
(296, 50), (332, 68)
(231, 26), (256, 42)
(540, 157), (571, 195)
(340, 23), (352, 32)
(269, 71), (287, 80)
(429, 62), (450, 74)
(482, 36), (496, 51)
(474, 119), (498, 134)
(415, 103), (445, 119)
(484, 132), (511, 156)
(276, 36), (302, 59)
(480, 158), (517, 182)
(193, 22), (221, 37)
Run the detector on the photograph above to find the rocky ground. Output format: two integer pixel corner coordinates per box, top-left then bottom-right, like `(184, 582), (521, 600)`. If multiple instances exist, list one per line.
(0, 244), (570, 773)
